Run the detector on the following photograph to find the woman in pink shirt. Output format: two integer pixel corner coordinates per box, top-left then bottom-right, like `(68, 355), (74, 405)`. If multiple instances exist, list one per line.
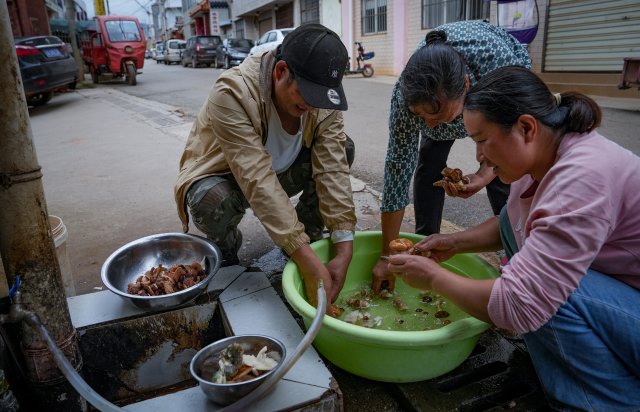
(387, 66), (640, 410)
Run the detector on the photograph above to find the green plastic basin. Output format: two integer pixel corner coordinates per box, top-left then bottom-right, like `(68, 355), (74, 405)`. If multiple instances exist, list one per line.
(282, 231), (499, 383)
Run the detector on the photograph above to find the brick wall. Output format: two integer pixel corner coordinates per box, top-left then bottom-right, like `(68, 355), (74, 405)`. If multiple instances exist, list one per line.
(352, 1), (394, 76)
(375, 1), (500, 77)
(8, 0), (51, 38)
(406, 1), (429, 60)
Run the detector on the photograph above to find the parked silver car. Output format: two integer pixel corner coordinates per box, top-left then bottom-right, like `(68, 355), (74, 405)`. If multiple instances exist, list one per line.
(215, 38), (253, 69)
(154, 42), (165, 64)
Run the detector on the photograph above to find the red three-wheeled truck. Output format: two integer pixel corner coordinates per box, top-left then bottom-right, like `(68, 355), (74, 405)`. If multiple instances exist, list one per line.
(81, 15), (146, 85)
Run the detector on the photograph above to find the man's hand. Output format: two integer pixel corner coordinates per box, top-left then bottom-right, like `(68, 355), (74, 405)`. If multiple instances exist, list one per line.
(291, 241), (353, 314)
(291, 244), (332, 310)
(325, 241), (353, 303)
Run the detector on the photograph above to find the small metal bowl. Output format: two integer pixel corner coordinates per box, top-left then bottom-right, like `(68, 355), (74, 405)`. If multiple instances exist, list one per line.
(101, 233), (221, 311)
(190, 334), (286, 405)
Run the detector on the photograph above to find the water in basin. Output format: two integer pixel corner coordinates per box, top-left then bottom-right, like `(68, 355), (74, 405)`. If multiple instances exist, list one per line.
(334, 282), (465, 332)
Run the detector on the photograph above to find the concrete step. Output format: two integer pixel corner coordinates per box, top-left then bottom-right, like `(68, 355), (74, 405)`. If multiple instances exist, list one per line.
(539, 72), (640, 98)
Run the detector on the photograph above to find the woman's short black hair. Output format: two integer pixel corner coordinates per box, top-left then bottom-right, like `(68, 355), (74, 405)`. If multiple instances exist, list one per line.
(400, 30), (467, 114)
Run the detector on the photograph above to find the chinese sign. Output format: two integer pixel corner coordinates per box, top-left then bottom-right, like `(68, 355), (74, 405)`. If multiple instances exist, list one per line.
(210, 10), (219, 35)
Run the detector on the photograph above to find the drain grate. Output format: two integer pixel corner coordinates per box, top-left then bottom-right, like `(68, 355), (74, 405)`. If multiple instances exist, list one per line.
(436, 361), (509, 393)
(389, 330), (548, 411)
(457, 381), (537, 412)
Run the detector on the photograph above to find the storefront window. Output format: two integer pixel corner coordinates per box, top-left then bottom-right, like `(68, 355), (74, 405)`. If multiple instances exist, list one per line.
(235, 20), (245, 40)
(422, 0), (489, 29)
(301, 0), (320, 24)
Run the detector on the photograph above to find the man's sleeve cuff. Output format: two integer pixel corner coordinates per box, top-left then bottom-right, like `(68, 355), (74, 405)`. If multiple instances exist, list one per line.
(331, 230), (354, 243)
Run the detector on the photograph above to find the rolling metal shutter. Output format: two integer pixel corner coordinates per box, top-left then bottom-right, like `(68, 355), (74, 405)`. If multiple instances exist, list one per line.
(276, 3), (294, 28)
(544, 0), (640, 72)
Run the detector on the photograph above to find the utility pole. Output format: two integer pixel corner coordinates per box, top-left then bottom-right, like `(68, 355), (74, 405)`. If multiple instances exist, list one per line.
(159, 0), (167, 40)
(64, 0), (85, 82)
(0, 2), (85, 411)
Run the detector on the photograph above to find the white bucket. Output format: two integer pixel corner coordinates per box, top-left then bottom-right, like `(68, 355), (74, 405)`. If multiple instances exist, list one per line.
(49, 215), (75, 297)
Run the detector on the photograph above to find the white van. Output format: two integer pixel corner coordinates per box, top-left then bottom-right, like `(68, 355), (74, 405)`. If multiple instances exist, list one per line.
(163, 39), (186, 65)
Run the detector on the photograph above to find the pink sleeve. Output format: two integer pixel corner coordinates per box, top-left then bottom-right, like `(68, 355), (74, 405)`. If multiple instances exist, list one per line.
(488, 163), (613, 333)
(488, 211), (611, 333)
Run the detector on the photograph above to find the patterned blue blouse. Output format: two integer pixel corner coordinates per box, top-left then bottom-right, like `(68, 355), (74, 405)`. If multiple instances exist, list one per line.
(381, 20), (532, 213)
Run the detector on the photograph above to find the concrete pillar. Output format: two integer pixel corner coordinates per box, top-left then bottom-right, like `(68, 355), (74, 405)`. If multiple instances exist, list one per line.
(393, 0), (407, 76)
(0, 2), (85, 410)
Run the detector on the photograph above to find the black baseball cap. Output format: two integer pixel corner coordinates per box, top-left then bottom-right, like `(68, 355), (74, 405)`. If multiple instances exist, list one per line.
(278, 24), (349, 111)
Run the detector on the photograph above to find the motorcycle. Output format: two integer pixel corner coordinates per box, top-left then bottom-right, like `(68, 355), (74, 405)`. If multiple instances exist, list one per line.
(345, 42), (374, 78)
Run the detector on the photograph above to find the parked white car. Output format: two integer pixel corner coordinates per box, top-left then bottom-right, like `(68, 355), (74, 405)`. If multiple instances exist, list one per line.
(164, 39), (186, 65)
(248, 28), (295, 56)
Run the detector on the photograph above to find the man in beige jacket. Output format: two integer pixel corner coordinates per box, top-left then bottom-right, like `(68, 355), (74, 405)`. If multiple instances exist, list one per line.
(175, 24), (356, 308)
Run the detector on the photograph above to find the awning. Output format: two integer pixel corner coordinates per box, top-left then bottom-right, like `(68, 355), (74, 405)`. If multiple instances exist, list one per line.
(189, 2), (210, 19)
(49, 18), (97, 34)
